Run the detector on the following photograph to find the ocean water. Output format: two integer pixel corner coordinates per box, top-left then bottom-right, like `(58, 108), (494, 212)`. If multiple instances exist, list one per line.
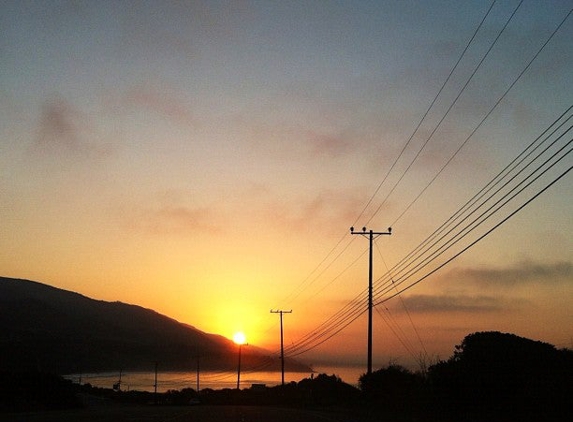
(66, 365), (364, 392)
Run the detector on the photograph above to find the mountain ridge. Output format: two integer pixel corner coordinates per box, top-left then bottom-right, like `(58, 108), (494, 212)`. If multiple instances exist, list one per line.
(0, 276), (310, 374)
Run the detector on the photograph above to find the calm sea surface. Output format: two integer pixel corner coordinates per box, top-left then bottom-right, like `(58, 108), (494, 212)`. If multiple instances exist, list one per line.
(65, 365), (364, 392)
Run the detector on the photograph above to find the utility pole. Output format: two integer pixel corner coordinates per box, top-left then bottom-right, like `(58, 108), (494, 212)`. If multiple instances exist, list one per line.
(196, 353), (200, 393)
(236, 343), (243, 390)
(195, 343), (200, 393)
(271, 309), (292, 385)
(234, 334), (248, 390)
(154, 361), (158, 405)
(350, 226), (392, 375)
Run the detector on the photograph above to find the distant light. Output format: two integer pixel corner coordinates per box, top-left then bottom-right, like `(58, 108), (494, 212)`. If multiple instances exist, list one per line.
(233, 331), (246, 345)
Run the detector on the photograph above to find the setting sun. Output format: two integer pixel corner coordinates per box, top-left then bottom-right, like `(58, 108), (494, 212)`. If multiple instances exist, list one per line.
(233, 331), (246, 345)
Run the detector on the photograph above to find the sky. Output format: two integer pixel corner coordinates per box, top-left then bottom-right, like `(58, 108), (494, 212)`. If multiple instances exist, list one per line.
(1, 0), (572, 372)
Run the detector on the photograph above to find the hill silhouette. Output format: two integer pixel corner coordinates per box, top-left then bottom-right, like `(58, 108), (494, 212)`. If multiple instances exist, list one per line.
(0, 277), (310, 374)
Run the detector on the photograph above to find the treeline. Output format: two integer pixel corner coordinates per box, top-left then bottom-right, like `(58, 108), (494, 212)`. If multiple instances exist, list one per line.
(73, 373), (359, 407)
(0, 371), (82, 412)
(2, 332), (572, 421)
(360, 331), (573, 421)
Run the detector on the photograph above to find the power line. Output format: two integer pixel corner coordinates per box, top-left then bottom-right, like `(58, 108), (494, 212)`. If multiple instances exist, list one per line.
(271, 6), (572, 361)
(364, 0), (525, 227)
(376, 242), (428, 358)
(390, 7), (573, 228)
(277, 1), (508, 360)
(375, 152), (572, 306)
(374, 305), (417, 362)
(374, 123), (573, 303)
(353, 1), (498, 228)
(271, 1), (500, 321)
(283, 2), (529, 358)
(284, 113), (572, 359)
(376, 109), (573, 303)
(373, 119), (573, 304)
(285, 296), (367, 356)
(369, 7), (573, 304)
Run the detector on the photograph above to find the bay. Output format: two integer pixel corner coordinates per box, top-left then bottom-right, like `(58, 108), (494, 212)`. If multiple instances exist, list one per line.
(65, 365), (364, 392)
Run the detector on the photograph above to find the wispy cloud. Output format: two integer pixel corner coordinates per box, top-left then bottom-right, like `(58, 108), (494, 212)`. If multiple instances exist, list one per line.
(447, 260), (572, 287)
(262, 189), (364, 233)
(143, 205), (221, 235)
(32, 97), (111, 157)
(387, 259), (572, 314)
(122, 191), (222, 236)
(34, 98), (85, 151)
(121, 83), (197, 128)
(307, 131), (353, 157)
(244, 119), (376, 164)
(400, 293), (511, 313)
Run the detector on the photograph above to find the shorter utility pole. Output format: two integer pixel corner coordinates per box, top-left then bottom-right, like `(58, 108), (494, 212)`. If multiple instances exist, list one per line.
(271, 309), (292, 385)
(195, 344), (200, 393)
(236, 343), (243, 390)
(350, 226), (392, 375)
(196, 353), (200, 393)
(113, 369), (122, 391)
(236, 344), (241, 389)
(154, 361), (158, 404)
(234, 334), (248, 390)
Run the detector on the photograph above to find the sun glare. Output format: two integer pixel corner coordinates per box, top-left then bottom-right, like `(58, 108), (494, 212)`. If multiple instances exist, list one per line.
(233, 331), (246, 345)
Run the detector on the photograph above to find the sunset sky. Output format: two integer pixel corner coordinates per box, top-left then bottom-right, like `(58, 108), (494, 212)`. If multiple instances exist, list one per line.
(1, 0), (572, 371)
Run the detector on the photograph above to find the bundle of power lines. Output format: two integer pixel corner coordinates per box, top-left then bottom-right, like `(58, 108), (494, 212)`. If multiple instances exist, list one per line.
(252, 1), (572, 367)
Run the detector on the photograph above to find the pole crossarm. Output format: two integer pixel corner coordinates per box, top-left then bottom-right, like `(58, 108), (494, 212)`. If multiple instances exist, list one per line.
(350, 226), (392, 375)
(350, 226), (392, 237)
(271, 309), (292, 385)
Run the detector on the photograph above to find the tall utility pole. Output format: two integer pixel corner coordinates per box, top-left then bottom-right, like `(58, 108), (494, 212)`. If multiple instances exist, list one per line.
(350, 226), (392, 375)
(271, 309), (292, 385)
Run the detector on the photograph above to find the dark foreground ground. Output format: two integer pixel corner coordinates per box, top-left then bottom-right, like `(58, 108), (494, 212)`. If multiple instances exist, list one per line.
(0, 403), (378, 422)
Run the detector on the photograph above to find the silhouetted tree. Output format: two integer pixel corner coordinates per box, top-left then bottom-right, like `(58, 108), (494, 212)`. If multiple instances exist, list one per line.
(359, 364), (425, 417)
(0, 371), (81, 412)
(298, 373), (360, 407)
(164, 387), (199, 405)
(428, 331), (573, 421)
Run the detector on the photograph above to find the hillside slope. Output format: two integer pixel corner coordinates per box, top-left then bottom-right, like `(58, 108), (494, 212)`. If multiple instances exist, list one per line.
(0, 277), (310, 374)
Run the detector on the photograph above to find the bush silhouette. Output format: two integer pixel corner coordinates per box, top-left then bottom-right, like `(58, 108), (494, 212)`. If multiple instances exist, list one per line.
(428, 331), (573, 420)
(360, 364), (425, 413)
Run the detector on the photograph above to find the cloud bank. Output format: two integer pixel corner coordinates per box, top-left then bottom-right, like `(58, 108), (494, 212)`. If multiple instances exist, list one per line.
(448, 260), (572, 287)
(400, 294), (507, 313)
